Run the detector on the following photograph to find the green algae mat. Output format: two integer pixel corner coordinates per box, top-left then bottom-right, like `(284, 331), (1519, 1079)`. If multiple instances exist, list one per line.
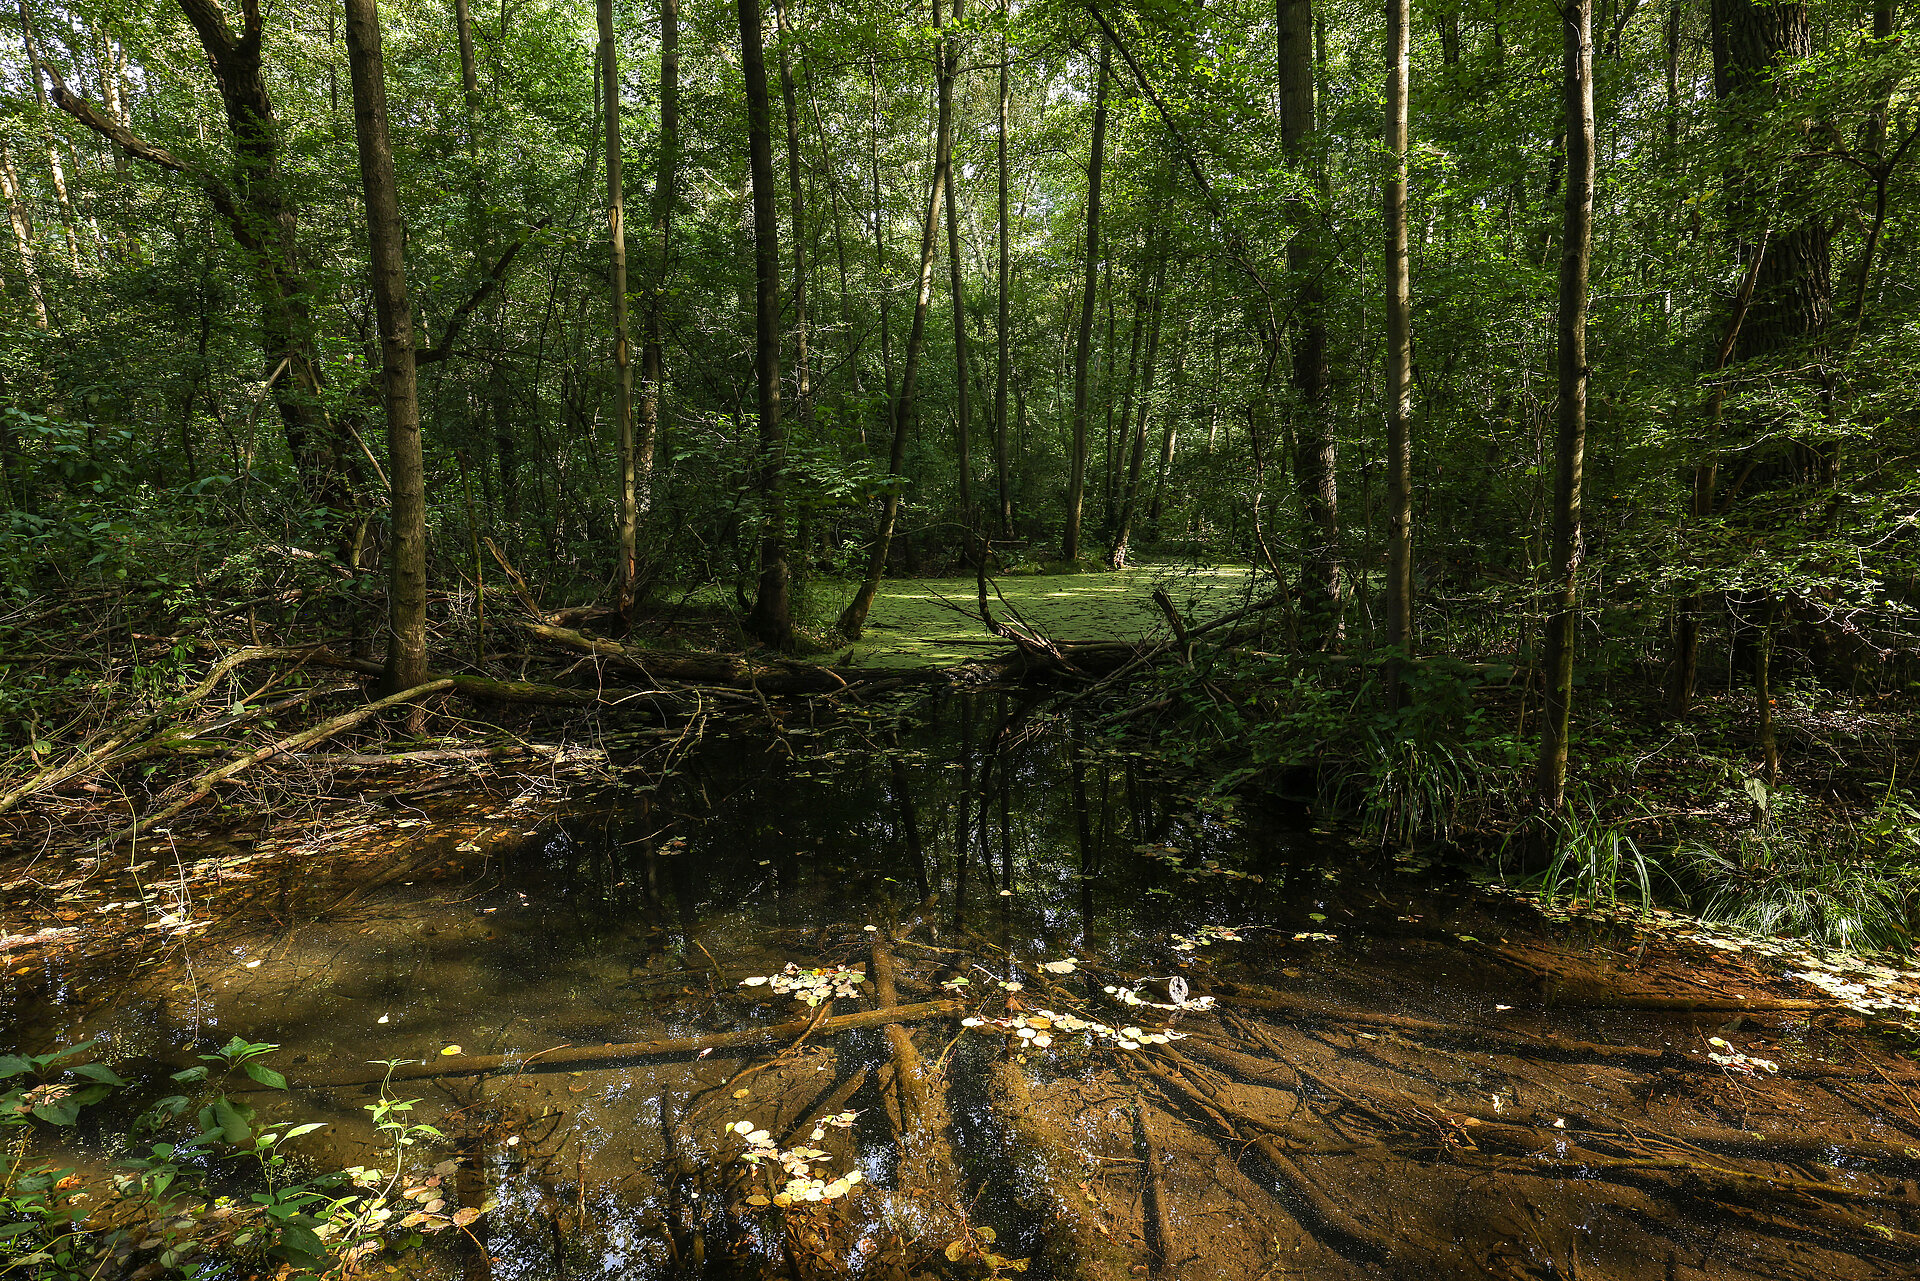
(834, 562), (1256, 668)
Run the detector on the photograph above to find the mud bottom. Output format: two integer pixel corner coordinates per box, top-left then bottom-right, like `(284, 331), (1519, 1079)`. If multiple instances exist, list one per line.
(5, 691), (1918, 1279)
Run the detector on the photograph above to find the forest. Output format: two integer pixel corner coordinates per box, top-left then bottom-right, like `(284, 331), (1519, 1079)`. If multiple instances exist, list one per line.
(3, 0), (1920, 1277)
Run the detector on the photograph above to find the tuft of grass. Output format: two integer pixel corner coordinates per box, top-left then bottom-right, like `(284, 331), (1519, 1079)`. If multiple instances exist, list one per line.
(1523, 802), (1670, 914)
(1681, 834), (1911, 952)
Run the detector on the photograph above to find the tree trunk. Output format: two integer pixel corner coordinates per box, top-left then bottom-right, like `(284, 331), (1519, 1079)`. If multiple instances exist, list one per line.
(994, 28), (1014, 538)
(1061, 42), (1109, 563)
(836, 0), (955, 639)
(941, 0), (974, 536)
(1382, 0), (1414, 705)
(0, 145), (48, 330)
(637, 0), (678, 519)
(344, 0), (428, 692)
(739, 0), (792, 648)
(1108, 227), (1167, 569)
(600, 0), (639, 615)
(1148, 318), (1187, 528)
(1280, 0), (1340, 643)
(15, 0), (80, 272)
(774, 0), (813, 446)
(1535, 0), (1595, 820)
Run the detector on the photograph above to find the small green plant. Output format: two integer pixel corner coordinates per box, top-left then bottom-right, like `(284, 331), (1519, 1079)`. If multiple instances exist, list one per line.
(2, 1041), (487, 1280)
(1682, 833), (1911, 952)
(1526, 802), (1669, 914)
(1, 1041), (130, 1276)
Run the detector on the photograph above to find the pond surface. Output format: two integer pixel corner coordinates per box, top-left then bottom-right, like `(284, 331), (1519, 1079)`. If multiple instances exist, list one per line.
(5, 690), (1920, 1280)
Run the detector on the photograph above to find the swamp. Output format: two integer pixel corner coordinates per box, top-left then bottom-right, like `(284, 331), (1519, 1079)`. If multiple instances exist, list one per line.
(4, 0), (1920, 1277)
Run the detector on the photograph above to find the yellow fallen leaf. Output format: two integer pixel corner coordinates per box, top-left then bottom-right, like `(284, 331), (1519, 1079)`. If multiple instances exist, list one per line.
(440, 1045), (463, 1056)
(733, 1088), (751, 1098)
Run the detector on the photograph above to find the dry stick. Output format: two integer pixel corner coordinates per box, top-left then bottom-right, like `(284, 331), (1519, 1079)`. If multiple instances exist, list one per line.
(985, 1057), (1138, 1281)
(297, 999), (962, 1088)
(89, 679), (455, 852)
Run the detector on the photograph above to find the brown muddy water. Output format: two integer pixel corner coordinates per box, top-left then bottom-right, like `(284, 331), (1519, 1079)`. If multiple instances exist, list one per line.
(6, 690), (1920, 1280)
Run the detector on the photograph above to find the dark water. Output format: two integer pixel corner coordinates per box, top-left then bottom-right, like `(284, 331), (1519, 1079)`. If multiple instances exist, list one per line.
(4, 690), (1904, 1280)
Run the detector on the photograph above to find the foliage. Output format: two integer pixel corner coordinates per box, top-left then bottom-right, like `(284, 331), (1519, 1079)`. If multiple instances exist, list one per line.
(0, 1040), (484, 1280)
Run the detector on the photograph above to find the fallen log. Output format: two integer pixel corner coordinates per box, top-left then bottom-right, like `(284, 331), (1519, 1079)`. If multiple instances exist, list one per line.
(867, 930), (966, 1206)
(524, 623), (927, 695)
(298, 999), (962, 1088)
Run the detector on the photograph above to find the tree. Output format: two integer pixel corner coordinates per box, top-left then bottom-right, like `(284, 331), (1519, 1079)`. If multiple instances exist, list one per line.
(739, 0), (792, 648)
(1536, 0), (1596, 819)
(1382, 0), (1414, 702)
(636, 0), (680, 521)
(993, 17), (1014, 538)
(1279, 0), (1340, 643)
(44, 0), (360, 525)
(837, 0), (957, 639)
(600, 0), (639, 615)
(1062, 40), (1110, 564)
(941, 0), (974, 538)
(343, 0), (427, 691)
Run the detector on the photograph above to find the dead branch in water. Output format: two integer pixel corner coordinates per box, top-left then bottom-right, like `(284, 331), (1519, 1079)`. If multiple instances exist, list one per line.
(299, 999), (962, 1088)
(90, 679), (455, 852)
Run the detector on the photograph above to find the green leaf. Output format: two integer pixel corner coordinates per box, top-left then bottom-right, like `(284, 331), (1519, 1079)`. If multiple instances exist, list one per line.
(242, 1062), (288, 1091)
(0, 1055), (31, 1079)
(170, 1065), (209, 1084)
(275, 1223), (327, 1261)
(69, 1063), (129, 1087)
(32, 1097), (83, 1126)
(212, 1097), (252, 1146)
(282, 1122), (328, 1139)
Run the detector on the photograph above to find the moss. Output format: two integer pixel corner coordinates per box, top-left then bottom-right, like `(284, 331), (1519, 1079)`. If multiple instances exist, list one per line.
(835, 561), (1254, 669)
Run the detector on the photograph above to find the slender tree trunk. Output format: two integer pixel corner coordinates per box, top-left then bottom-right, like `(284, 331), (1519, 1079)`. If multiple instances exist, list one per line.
(941, 0), (974, 536)
(869, 58), (896, 415)
(836, 0), (955, 639)
(994, 27), (1013, 538)
(774, 0), (813, 444)
(0, 146), (48, 330)
(1535, 0), (1595, 820)
(16, 0), (80, 272)
(1061, 41), (1109, 563)
(599, 0), (639, 614)
(1109, 228), (1167, 569)
(1280, 0), (1340, 642)
(453, 0), (480, 104)
(739, 0), (792, 647)
(1148, 318), (1187, 527)
(344, 0), (428, 692)
(1382, 0), (1414, 706)
(637, 0), (678, 515)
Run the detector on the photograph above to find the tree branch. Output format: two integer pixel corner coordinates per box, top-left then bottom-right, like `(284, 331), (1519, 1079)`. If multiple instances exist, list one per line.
(40, 60), (257, 253)
(416, 219), (550, 366)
